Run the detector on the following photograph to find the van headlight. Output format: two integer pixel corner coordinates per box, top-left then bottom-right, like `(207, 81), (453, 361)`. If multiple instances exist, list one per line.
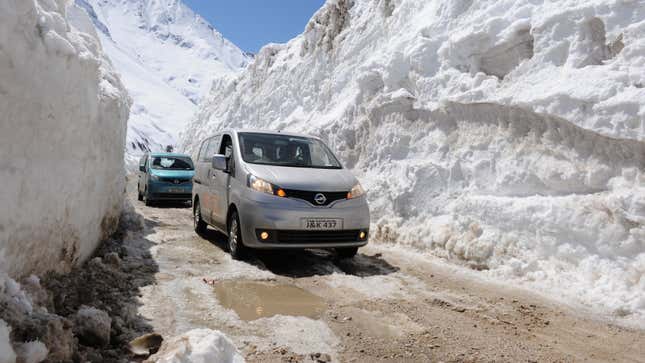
(347, 182), (366, 199)
(150, 174), (160, 181)
(248, 175), (275, 195)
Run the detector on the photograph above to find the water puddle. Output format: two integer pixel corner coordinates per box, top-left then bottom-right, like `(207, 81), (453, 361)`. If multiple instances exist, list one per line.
(213, 281), (326, 321)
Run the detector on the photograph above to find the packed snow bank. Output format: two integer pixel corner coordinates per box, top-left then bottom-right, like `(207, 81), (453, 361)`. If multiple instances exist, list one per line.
(0, 0), (130, 277)
(72, 0), (251, 169)
(151, 329), (245, 363)
(0, 319), (16, 363)
(182, 0), (645, 322)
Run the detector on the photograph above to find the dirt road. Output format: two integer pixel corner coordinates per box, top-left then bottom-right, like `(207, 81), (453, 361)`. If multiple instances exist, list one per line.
(125, 189), (644, 362)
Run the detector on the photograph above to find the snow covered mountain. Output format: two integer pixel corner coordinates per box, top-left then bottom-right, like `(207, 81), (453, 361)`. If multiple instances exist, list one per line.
(74, 0), (251, 166)
(183, 0), (645, 324)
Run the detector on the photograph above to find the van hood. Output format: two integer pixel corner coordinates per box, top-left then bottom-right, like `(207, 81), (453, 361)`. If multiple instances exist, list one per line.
(150, 169), (195, 179)
(245, 164), (357, 191)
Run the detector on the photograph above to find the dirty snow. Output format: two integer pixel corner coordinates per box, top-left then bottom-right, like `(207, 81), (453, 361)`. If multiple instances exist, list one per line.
(13, 342), (48, 363)
(250, 316), (339, 357)
(0, 0), (129, 278)
(182, 0), (645, 322)
(324, 272), (421, 301)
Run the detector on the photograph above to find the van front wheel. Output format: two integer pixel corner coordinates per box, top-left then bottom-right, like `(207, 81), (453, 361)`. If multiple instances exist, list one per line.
(228, 211), (247, 260)
(137, 184), (143, 201)
(193, 200), (207, 234)
(143, 189), (152, 206)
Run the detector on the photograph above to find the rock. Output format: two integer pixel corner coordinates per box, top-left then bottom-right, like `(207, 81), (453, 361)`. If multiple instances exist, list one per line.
(74, 306), (111, 347)
(315, 353), (331, 362)
(89, 257), (103, 267)
(128, 334), (164, 357)
(13, 312), (74, 362)
(20, 276), (50, 311)
(103, 253), (121, 267)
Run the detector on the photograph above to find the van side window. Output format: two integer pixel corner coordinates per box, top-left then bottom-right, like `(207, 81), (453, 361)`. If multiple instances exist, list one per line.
(220, 134), (233, 158)
(220, 134), (234, 175)
(205, 136), (220, 161)
(197, 140), (209, 162)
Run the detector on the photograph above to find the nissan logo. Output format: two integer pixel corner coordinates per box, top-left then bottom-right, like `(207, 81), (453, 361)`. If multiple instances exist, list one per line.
(314, 193), (327, 205)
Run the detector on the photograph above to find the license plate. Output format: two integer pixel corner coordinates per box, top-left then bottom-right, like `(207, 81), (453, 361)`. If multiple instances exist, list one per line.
(167, 188), (184, 193)
(302, 218), (343, 230)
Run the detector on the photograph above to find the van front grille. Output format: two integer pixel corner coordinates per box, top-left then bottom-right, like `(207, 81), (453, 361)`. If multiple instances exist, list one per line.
(149, 193), (192, 200)
(159, 177), (192, 184)
(282, 189), (347, 206)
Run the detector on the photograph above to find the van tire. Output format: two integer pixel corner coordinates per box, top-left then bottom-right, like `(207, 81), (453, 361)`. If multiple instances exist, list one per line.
(228, 211), (247, 260)
(137, 184), (143, 201)
(144, 189), (152, 206)
(193, 200), (207, 234)
(336, 247), (358, 259)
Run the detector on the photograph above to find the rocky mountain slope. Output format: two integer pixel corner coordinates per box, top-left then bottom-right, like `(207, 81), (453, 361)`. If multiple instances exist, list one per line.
(182, 0), (645, 324)
(75, 0), (251, 165)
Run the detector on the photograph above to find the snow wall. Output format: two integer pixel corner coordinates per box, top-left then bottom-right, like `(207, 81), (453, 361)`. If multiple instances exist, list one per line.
(182, 0), (645, 321)
(0, 0), (130, 278)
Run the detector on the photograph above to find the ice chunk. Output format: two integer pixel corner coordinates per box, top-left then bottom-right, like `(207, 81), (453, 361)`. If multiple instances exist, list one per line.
(151, 329), (244, 363)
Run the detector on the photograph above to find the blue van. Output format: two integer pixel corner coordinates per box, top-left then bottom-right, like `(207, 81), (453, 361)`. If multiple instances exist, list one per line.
(137, 152), (195, 205)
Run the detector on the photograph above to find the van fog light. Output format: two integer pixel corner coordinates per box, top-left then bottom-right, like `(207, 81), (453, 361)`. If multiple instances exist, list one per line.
(359, 231), (366, 239)
(260, 232), (270, 240)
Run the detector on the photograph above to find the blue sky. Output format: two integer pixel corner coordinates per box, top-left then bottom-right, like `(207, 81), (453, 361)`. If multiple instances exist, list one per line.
(183, 1), (326, 53)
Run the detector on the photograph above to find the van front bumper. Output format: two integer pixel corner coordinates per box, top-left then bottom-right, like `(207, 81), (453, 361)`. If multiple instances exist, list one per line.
(147, 181), (193, 201)
(237, 193), (370, 249)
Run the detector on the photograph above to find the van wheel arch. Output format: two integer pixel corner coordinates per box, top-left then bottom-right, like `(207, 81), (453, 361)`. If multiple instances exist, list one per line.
(226, 204), (238, 232)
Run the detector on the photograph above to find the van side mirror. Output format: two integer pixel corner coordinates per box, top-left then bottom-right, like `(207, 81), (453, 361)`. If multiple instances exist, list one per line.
(211, 155), (228, 172)
(139, 165), (145, 172)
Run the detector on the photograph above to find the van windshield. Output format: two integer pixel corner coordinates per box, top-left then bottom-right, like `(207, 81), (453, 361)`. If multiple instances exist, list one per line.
(150, 156), (194, 170)
(238, 133), (342, 169)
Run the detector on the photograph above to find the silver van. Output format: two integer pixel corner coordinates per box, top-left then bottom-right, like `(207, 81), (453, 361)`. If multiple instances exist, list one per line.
(192, 130), (369, 259)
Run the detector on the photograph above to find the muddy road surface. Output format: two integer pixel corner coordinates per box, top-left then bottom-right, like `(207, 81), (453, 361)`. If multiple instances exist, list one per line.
(125, 188), (644, 362)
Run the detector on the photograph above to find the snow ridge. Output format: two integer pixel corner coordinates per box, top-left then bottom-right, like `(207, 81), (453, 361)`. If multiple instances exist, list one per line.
(74, 0), (251, 167)
(183, 0), (645, 324)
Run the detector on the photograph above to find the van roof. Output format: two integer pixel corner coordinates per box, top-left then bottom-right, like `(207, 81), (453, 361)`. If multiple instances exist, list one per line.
(149, 152), (191, 158)
(225, 129), (319, 139)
